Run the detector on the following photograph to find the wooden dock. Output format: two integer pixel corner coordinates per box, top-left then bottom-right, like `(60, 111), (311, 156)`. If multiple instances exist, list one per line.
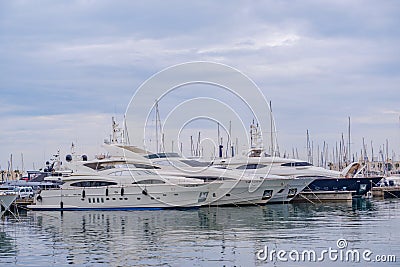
(371, 186), (400, 199)
(291, 191), (353, 203)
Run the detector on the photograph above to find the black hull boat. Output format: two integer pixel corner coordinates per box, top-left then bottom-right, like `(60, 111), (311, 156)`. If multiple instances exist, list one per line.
(302, 176), (383, 197)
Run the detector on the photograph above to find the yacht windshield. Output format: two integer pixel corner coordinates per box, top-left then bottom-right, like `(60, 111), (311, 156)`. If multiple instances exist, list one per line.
(236, 164), (267, 170)
(281, 162), (312, 167)
(144, 153), (180, 159)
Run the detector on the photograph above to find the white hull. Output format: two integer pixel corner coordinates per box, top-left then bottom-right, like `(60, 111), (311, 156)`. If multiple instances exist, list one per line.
(28, 184), (217, 210)
(208, 178), (287, 206)
(266, 177), (315, 203)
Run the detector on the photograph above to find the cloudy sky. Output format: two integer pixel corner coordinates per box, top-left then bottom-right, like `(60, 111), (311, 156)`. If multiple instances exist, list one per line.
(1, 0), (399, 171)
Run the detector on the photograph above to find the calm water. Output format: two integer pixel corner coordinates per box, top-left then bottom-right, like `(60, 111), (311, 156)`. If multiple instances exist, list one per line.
(0, 199), (399, 267)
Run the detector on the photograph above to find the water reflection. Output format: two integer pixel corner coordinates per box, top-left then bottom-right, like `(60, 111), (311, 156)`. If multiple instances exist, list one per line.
(0, 199), (399, 266)
(0, 230), (17, 258)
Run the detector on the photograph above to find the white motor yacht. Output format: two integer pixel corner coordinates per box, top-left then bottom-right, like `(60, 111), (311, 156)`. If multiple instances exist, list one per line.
(92, 144), (290, 206)
(28, 167), (220, 211)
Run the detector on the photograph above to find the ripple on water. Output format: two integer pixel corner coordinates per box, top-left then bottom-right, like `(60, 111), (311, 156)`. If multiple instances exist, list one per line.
(0, 199), (399, 266)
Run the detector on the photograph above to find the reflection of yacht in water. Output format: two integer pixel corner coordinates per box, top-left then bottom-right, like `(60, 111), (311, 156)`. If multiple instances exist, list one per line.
(212, 122), (382, 198)
(28, 165), (219, 210)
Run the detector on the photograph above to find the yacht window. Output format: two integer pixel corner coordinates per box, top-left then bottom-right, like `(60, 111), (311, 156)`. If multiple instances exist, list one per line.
(70, 181), (118, 187)
(132, 179), (166, 184)
(145, 153), (180, 159)
(132, 163), (160, 169)
(185, 176), (233, 182)
(236, 164), (266, 170)
(180, 160), (211, 167)
(249, 149), (262, 157)
(83, 162), (119, 171)
(281, 162), (312, 167)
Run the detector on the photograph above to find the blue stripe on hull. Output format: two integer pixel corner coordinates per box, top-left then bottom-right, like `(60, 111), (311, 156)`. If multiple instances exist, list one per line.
(28, 206), (199, 211)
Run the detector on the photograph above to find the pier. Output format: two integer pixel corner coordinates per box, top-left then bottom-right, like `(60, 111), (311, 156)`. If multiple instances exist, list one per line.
(291, 191), (353, 203)
(371, 186), (400, 199)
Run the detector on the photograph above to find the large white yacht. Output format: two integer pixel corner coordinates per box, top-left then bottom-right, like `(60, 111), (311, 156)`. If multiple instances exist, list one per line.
(67, 151), (290, 206)
(137, 152), (291, 206)
(28, 166), (219, 211)
(215, 152), (317, 203)
(212, 122), (382, 199)
(97, 118), (294, 205)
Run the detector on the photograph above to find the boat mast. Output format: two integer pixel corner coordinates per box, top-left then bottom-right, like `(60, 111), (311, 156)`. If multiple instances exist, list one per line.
(155, 100), (159, 153)
(348, 116), (351, 164)
(269, 101), (274, 156)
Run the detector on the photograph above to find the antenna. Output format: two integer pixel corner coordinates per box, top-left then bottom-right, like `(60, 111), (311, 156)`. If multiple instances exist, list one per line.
(123, 115), (130, 145)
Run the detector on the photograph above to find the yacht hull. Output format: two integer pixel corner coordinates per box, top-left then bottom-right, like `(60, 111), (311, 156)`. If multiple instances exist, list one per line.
(305, 177), (382, 196)
(208, 178), (287, 206)
(267, 177), (315, 204)
(28, 184), (217, 211)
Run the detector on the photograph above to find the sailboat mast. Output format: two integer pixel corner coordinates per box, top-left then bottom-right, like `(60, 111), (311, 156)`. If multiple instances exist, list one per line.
(155, 100), (159, 153)
(270, 101), (274, 156)
(348, 116), (351, 163)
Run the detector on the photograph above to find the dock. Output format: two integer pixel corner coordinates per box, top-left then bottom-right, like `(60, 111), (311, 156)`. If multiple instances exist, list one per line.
(291, 191), (353, 203)
(371, 186), (400, 199)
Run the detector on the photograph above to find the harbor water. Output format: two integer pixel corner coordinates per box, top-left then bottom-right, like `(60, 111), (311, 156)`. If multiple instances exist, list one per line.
(1, 199), (399, 266)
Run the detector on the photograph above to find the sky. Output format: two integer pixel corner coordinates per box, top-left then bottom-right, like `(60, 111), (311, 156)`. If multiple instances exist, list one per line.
(1, 0), (400, 171)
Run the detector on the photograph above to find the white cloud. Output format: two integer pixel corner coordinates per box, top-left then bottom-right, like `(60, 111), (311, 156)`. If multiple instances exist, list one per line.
(0, 113), (114, 170)
(1, 0), (400, 168)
